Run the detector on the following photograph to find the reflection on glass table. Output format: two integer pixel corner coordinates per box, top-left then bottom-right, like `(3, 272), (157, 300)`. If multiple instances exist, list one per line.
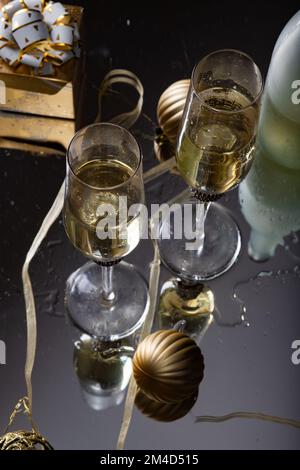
(135, 388), (198, 422)
(158, 278), (214, 343)
(73, 333), (135, 411)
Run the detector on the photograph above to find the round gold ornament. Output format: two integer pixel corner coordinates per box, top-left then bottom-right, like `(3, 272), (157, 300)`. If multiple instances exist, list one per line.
(133, 329), (204, 403)
(135, 388), (198, 422)
(0, 430), (53, 450)
(157, 79), (190, 144)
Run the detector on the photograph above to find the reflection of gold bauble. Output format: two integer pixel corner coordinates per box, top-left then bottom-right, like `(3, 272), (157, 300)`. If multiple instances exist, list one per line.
(135, 389), (198, 422)
(157, 79), (190, 144)
(0, 430), (53, 450)
(133, 330), (204, 403)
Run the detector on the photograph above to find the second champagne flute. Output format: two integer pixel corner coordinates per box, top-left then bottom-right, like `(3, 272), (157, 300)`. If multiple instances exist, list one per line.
(64, 123), (149, 340)
(157, 49), (263, 281)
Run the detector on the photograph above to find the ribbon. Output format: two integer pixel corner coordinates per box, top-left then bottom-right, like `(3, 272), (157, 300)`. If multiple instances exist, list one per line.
(95, 69), (144, 129)
(22, 181), (65, 410)
(117, 242), (161, 450)
(195, 412), (300, 429)
(0, 0), (80, 75)
(4, 397), (37, 434)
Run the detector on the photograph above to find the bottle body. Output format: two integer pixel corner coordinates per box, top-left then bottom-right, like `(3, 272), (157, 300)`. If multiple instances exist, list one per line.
(240, 10), (300, 260)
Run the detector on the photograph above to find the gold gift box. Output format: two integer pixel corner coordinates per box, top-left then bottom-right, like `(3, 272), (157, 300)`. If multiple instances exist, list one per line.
(0, 2), (83, 150)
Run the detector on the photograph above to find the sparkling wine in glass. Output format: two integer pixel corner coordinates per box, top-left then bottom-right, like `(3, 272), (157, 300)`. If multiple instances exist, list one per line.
(64, 123), (149, 340)
(157, 50), (263, 281)
(177, 86), (259, 195)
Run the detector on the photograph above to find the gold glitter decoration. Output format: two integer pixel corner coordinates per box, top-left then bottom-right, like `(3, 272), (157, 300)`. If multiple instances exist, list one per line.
(0, 430), (53, 450)
(0, 397), (53, 451)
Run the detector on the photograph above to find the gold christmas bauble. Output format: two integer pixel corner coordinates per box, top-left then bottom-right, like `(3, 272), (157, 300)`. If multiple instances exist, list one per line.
(135, 388), (198, 422)
(0, 430), (53, 450)
(157, 79), (190, 144)
(133, 329), (204, 403)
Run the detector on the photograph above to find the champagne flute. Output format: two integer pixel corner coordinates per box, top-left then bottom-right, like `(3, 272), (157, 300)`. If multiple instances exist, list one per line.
(157, 50), (263, 281)
(64, 123), (149, 339)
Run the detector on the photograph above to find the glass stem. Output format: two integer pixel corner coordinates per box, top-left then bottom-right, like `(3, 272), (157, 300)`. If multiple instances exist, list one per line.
(195, 201), (211, 255)
(101, 265), (115, 302)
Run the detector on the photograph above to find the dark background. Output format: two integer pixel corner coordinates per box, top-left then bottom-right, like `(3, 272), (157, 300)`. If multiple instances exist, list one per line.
(0, 0), (299, 450)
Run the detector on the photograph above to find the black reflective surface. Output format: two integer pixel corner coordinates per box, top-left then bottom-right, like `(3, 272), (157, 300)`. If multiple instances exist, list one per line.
(0, 0), (300, 450)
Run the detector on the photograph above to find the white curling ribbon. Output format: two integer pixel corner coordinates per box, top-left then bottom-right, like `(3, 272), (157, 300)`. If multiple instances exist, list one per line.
(0, 38), (8, 48)
(13, 20), (49, 50)
(43, 1), (68, 26)
(2, 0), (23, 19)
(37, 60), (54, 75)
(50, 24), (73, 47)
(57, 49), (73, 63)
(20, 50), (43, 67)
(23, 0), (44, 12)
(0, 0), (80, 73)
(0, 17), (13, 41)
(11, 9), (43, 31)
(46, 48), (73, 65)
(0, 44), (20, 65)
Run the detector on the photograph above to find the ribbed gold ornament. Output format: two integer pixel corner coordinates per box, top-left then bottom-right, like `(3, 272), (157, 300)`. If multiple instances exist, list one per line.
(135, 388), (198, 422)
(157, 79), (190, 144)
(133, 329), (204, 403)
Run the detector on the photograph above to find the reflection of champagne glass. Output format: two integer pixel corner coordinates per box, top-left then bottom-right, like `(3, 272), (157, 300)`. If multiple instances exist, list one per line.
(157, 50), (262, 281)
(158, 279), (214, 342)
(64, 123), (149, 339)
(73, 334), (135, 411)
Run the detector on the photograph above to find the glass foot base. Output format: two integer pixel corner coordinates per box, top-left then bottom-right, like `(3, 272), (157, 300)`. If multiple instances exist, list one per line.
(65, 260), (149, 340)
(156, 201), (241, 282)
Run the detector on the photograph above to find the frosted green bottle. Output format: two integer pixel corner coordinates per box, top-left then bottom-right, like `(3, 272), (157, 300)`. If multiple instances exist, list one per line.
(239, 10), (300, 260)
